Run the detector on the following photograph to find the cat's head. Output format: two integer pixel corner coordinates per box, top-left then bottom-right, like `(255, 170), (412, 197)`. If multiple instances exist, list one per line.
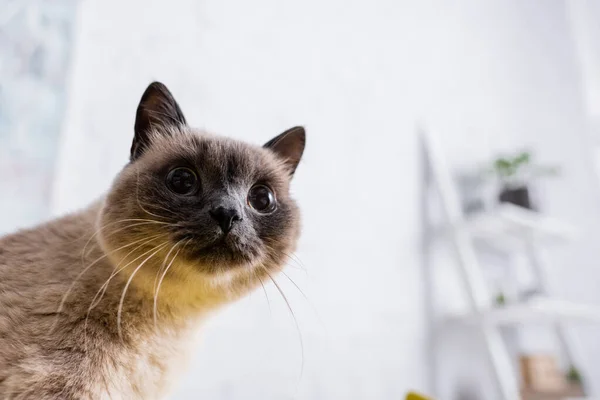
(99, 82), (304, 298)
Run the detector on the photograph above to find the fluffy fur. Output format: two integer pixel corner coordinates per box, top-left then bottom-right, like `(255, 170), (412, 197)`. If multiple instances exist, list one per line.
(0, 82), (305, 399)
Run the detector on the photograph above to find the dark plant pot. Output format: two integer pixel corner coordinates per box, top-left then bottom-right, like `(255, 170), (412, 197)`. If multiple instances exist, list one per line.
(499, 186), (533, 209)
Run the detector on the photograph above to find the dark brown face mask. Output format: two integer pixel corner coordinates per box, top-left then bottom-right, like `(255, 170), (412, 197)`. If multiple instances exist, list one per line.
(103, 81), (305, 273)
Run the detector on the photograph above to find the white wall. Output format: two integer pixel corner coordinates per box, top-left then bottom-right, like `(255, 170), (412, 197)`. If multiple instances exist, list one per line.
(0, 1), (76, 234)
(52, 1), (600, 398)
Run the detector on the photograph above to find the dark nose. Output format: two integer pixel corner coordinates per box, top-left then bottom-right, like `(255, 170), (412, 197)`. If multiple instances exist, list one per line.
(209, 206), (241, 234)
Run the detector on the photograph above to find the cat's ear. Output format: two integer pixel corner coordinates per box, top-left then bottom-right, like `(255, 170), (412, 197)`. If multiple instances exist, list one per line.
(263, 126), (306, 175)
(131, 82), (187, 161)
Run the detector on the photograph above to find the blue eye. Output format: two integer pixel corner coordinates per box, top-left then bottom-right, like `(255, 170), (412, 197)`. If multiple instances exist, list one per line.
(247, 185), (276, 213)
(166, 167), (198, 195)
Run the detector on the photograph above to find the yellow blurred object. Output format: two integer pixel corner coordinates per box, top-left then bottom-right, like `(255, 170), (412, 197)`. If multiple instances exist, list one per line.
(406, 391), (433, 400)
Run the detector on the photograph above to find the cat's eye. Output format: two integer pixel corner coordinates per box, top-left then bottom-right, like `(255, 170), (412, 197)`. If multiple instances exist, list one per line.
(247, 185), (276, 213)
(166, 167), (199, 195)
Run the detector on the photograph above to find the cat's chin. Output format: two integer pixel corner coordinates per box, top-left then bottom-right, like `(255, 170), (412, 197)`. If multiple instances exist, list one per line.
(181, 235), (263, 272)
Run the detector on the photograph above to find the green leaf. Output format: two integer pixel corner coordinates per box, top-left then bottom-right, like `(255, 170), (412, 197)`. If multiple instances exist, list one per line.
(494, 293), (506, 306)
(566, 365), (583, 383)
(514, 151), (531, 165)
(494, 158), (512, 170)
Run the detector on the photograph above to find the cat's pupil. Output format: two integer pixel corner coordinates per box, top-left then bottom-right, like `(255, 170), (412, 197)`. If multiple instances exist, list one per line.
(167, 167), (198, 195)
(248, 185), (275, 213)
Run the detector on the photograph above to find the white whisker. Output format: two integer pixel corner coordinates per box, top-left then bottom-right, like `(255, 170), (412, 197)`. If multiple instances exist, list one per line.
(117, 243), (168, 341)
(81, 219), (172, 261)
(89, 235), (167, 310)
(153, 241), (186, 328)
(53, 232), (168, 332)
(263, 267), (305, 382)
(83, 240), (168, 351)
(255, 270), (271, 316)
(140, 200), (180, 219)
(135, 166), (175, 222)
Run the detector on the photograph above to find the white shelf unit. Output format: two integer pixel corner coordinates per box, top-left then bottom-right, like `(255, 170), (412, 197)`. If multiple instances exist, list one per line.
(436, 203), (577, 252)
(443, 298), (600, 328)
(420, 128), (599, 400)
(461, 203), (576, 250)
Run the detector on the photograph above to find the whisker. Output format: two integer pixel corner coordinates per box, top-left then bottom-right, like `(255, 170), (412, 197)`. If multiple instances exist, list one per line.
(154, 239), (190, 328)
(81, 218), (172, 261)
(263, 243), (306, 273)
(281, 270), (325, 329)
(153, 240), (185, 327)
(89, 235), (168, 310)
(280, 270), (309, 302)
(256, 272), (272, 316)
(139, 200), (179, 218)
(135, 166), (174, 222)
(53, 232), (168, 331)
(263, 267), (305, 382)
(153, 241), (178, 293)
(117, 243), (168, 341)
(83, 240), (169, 351)
(280, 251), (306, 273)
(286, 251), (307, 270)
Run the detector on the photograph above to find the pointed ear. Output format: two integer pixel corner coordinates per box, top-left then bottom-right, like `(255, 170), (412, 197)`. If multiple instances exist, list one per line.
(263, 126), (306, 175)
(131, 82), (187, 161)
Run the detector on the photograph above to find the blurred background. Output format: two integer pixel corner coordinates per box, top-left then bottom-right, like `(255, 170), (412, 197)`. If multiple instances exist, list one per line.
(2, 0), (600, 399)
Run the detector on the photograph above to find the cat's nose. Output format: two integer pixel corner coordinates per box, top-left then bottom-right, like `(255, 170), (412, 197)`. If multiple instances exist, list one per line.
(209, 206), (242, 234)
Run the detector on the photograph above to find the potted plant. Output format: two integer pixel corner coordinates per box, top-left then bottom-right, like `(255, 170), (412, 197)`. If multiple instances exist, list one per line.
(566, 365), (583, 385)
(490, 151), (558, 210)
(565, 365), (586, 395)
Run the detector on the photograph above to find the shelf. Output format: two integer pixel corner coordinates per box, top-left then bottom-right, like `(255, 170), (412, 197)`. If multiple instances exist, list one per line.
(442, 298), (600, 327)
(441, 203), (577, 251)
(522, 393), (588, 400)
(521, 386), (588, 400)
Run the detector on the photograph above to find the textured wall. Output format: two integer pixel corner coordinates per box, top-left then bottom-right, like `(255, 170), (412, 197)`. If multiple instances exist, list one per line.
(0, 0), (77, 234)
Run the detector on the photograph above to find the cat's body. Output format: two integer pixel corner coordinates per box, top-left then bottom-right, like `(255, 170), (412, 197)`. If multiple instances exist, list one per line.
(0, 205), (192, 399)
(0, 83), (305, 399)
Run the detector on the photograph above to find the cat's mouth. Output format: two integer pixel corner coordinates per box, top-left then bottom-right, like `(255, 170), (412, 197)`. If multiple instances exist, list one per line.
(180, 232), (262, 270)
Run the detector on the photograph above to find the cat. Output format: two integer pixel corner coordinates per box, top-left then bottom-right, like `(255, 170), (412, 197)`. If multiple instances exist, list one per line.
(0, 82), (305, 399)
